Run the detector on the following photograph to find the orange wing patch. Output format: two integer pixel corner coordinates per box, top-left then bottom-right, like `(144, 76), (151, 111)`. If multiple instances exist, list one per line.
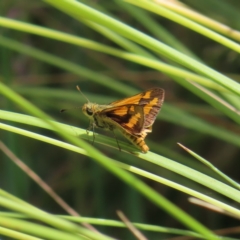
(103, 104), (144, 134)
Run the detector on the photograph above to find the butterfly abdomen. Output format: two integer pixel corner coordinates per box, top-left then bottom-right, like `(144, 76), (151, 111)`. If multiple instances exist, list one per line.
(121, 130), (149, 153)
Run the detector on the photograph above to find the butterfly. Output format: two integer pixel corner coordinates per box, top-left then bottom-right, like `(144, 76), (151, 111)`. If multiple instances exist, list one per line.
(80, 87), (165, 153)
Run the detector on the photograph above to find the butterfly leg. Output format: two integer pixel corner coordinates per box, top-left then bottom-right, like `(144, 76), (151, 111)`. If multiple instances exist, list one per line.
(86, 121), (96, 145)
(91, 123), (96, 145)
(86, 120), (92, 135)
(112, 129), (121, 151)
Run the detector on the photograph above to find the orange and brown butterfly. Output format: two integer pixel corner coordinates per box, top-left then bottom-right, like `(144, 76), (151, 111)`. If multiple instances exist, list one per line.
(63, 87), (165, 153)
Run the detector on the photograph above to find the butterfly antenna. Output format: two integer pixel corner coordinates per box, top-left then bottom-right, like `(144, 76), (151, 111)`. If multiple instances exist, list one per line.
(61, 86), (89, 113)
(76, 85), (90, 103)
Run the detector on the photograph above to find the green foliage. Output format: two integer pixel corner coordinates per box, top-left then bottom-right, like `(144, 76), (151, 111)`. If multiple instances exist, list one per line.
(0, 0), (240, 239)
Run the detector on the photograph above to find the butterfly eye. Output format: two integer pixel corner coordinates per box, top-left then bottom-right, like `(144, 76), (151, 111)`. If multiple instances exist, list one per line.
(86, 108), (93, 116)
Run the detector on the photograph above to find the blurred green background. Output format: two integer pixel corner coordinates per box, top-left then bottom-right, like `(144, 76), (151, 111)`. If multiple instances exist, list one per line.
(0, 0), (240, 239)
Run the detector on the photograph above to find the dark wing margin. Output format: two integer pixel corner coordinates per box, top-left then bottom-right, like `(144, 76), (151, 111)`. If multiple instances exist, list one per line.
(138, 88), (165, 128)
(102, 104), (145, 134)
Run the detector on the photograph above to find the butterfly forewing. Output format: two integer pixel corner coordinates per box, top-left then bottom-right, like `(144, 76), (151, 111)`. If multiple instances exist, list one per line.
(142, 88), (164, 128)
(109, 88), (164, 128)
(109, 88), (164, 106)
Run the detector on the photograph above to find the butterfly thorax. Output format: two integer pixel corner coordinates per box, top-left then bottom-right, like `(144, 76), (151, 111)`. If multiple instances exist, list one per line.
(82, 102), (115, 130)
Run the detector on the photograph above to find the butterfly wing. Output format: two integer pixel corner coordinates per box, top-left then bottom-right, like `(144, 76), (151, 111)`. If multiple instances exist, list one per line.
(102, 104), (145, 135)
(108, 88), (165, 129)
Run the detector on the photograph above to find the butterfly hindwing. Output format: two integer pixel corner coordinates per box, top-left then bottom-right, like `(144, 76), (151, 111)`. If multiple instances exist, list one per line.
(102, 104), (145, 134)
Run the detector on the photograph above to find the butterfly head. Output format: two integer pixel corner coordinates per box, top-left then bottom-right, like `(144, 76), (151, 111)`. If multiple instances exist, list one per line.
(75, 85), (94, 119)
(82, 103), (95, 119)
